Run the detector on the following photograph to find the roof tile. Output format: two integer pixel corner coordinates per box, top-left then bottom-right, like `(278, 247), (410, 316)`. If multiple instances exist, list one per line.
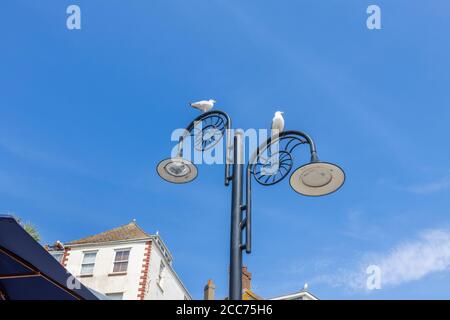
(67, 221), (150, 245)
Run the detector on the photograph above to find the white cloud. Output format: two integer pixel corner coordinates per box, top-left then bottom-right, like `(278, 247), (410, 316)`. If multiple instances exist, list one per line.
(377, 229), (450, 286)
(314, 229), (450, 291)
(404, 176), (450, 195)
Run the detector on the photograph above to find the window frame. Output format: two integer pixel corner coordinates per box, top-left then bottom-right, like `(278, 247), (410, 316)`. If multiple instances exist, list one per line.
(50, 251), (64, 263)
(157, 260), (166, 291)
(80, 250), (98, 276)
(111, 248), (131, 274)
(106, 292), (124, 300)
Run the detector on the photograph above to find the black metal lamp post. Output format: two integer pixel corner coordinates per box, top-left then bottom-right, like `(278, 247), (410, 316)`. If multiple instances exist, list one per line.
(157, 110), (345, 300)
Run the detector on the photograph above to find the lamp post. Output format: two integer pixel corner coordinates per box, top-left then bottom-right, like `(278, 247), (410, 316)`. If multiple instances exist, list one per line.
(157, 110), (345, 300)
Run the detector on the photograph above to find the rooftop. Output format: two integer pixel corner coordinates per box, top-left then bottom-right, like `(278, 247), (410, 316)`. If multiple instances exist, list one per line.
(67, 221), (150, 245)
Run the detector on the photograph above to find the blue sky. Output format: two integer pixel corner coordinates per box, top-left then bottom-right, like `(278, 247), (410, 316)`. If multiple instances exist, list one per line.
(1, 0), (450, 299)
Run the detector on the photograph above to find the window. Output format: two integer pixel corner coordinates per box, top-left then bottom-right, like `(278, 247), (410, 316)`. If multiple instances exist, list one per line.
(51, 251), (64, 263)
(113, 249), (130, 273)
(157, 261), (165, 289)
(106, 292), (124, 300)
(80, 251), (97, 275)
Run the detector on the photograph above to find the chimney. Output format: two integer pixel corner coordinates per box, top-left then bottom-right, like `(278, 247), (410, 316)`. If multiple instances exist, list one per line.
(204, 279), (215, 300)
(242, 266), (252, 291)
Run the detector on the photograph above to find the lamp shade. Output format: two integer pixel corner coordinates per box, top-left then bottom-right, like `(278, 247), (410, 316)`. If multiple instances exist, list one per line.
(289, 162), (345, 196)
(157, 158), (198, 184)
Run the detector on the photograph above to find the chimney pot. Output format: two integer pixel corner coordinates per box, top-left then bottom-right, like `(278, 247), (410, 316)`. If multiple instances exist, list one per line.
(204, 279), (215, 300)
(242, 266), (252, 291)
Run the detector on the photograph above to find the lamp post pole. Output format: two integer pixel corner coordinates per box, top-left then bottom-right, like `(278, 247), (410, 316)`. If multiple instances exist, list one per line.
(156, 109), (345, 301)
(229, 132), (244, 300)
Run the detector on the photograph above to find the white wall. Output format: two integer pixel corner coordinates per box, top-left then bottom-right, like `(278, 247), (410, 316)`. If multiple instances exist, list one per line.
(145, 241), (190, 300)
(65, 241), (147, 300)
(64, 239), (191, 300)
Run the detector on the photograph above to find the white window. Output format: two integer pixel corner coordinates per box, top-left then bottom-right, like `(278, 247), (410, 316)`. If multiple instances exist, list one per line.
(51, 251), (64, 263)
(106, 292), (124, 300)
(80, 251), (97, 275)
(112, 249), (130, 273)
(157, 261), (165, 289)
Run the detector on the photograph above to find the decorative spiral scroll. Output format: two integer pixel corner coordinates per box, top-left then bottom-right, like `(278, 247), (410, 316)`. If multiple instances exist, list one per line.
(192, 113), (227, 151)
(253, 151), (293, 185)
(252, 135), (308, 186)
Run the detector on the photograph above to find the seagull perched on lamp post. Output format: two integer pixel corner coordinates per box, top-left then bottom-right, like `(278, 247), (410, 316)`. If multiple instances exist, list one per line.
(271, 111), (285, 135)
(190, 99), (216, 113)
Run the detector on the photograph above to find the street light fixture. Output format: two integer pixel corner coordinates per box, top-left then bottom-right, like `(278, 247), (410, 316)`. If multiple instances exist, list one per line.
(156, 109), (345, 300)
(289, 162), (345, 196)
(157, 158), (198, 184)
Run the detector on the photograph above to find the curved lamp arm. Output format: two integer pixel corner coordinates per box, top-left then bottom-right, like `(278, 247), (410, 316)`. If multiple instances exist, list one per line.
(175, 110), (233, 186)
(242, 130), (319, 254)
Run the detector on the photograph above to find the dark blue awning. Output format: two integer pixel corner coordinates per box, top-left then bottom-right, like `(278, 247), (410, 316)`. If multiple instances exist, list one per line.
(0, 215), (98, 300)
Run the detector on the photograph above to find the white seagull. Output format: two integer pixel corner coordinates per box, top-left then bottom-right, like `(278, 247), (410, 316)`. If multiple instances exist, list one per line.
(303, 283), (309, 291)
(190, 99), (216, 113)
(271, 111), (285, 135)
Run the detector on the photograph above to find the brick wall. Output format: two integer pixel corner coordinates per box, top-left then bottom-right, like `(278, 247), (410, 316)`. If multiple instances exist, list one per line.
(137, 241), (152, 300)
(61, 247), (71, 267)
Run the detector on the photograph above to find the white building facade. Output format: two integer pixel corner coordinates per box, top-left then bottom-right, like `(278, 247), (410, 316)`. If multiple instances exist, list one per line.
(49, 221), (191, 300)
